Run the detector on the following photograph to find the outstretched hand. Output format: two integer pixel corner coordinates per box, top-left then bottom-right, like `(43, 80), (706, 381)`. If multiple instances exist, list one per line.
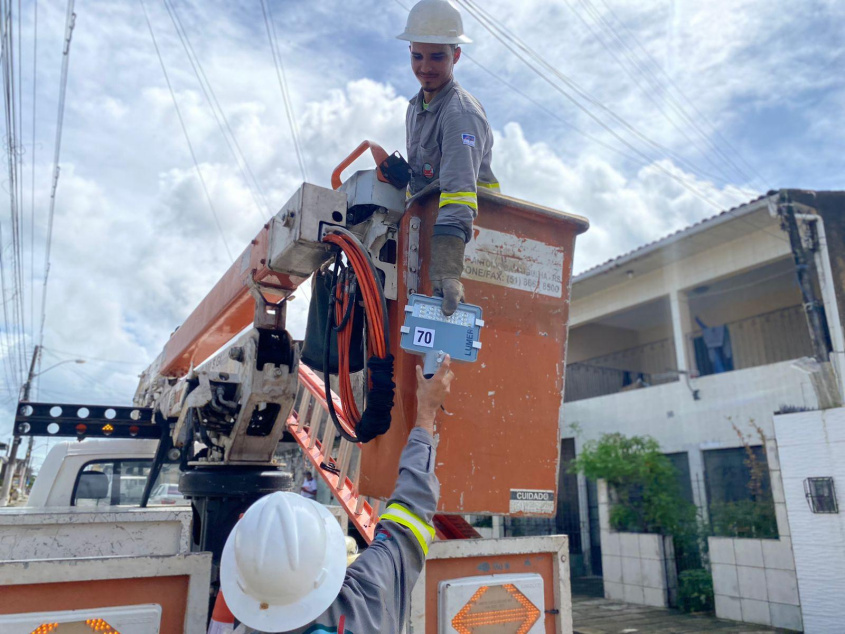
(415, 355), (455, 433)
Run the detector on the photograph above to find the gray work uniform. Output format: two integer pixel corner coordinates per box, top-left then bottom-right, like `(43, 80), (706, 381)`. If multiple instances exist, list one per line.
(406, 79), (498, 243)
(235, 427), (439, 634)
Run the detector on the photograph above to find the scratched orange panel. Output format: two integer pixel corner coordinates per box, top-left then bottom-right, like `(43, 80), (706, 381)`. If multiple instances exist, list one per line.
(0, 576), (189, 633)
(359, 192), (588, 514)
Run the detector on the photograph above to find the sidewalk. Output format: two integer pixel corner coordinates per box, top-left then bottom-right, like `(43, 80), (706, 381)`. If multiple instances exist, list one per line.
(572, 596), (797, 634)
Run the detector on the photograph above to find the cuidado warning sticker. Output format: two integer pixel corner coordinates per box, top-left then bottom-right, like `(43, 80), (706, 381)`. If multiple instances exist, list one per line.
(463, 227), (565, 298)
(509, 489), (555, 514)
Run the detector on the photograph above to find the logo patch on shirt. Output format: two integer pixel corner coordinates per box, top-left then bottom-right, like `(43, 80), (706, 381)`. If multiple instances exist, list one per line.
(423, 163), (434, 179)
(462, 133), (476, 147)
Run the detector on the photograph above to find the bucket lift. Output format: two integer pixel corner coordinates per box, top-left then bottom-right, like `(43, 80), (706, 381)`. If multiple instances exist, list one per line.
(11, 141), (589, 626)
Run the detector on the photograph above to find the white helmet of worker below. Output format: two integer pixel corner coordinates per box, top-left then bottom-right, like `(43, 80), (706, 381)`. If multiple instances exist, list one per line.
(397, 0), (472, 44)
(220, 491), (347, 632)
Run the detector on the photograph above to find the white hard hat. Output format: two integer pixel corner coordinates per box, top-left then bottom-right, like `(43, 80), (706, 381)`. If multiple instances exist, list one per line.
(220, 491), (347, 632)
(396, 0), (472, 45)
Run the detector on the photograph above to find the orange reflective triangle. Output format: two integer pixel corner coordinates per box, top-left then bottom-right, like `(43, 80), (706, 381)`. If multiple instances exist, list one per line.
(451, 583), (540, 633)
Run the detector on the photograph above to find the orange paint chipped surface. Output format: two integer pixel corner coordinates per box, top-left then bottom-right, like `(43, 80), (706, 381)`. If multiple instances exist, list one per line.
(359, 192), (587, 514)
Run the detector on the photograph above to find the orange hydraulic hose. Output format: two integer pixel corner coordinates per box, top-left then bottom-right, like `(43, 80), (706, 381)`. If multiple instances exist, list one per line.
(322, 231), (390, 426)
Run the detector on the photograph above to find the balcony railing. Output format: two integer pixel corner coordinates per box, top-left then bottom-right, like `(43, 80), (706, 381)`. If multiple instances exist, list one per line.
(687, 305), (813, 376)
(564, 338), (677, 403)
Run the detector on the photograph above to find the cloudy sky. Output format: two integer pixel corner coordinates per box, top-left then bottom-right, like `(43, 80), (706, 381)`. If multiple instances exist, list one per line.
(1, 0), (842, 466)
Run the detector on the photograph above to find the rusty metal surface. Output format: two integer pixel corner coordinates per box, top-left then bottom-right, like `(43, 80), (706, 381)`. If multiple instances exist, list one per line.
(359, 192), (587, 515)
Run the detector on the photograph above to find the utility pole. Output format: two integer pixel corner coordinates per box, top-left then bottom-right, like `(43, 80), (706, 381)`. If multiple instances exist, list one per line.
(16, 346), (41, 492)
(0, 346), (40, 506)
(778, 192), (842, 409)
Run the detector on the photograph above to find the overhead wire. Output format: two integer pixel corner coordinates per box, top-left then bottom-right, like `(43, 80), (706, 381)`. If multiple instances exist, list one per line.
(592, 0), (771, 189)
(28, 0), (35, 365)
(449, 0), (790, 244)
(138, 0), (233, 260)
(561, 0), (756, 191)
(575, 0), (765, 192)
(0, 0), (25, 388)
(43, 346), (148, 366)
(456, 0), (733, 185)
(260, 0), (308, 183)
(14, 0), (26, 375)
(450, 0), (738, 210)
(161, 0), (271, 220)
(0, 0), (17, 394)
(35, 0), (76, 362)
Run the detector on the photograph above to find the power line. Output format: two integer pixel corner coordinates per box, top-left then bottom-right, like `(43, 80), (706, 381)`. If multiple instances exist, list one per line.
(29, 0), (36, 352)
(592, 0), (771, 189)
(452, 0), (740, 211)
(450, 0), (790, 244)
(0, 0), (26, 386)
(43, 346), (147, 366)
(161, 0), (271, 220)
(260, 0), (308, 183)
(1, 0), (20, 379)
(562, 0), (756, 190)
(138, 0), (233, 260)
(36, 0), (76, 361)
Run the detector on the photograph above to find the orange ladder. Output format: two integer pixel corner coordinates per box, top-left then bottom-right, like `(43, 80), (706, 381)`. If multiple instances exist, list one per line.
(286, 364), (479, 544)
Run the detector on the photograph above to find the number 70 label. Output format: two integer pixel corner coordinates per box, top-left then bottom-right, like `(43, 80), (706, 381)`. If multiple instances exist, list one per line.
(414, 327), (435, 348)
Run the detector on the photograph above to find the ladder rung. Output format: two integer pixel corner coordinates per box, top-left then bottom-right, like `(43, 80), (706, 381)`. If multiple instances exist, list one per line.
(307, 407), (323, 450)
(297, 392), (312, 432)
(337, 441), (353, 491)
(321, 414), (338, 461)
(289, 365), (377, 543)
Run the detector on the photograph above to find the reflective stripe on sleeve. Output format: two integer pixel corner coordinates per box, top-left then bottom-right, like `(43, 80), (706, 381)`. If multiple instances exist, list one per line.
(477, 181), (500, 191)
(439, 191), (478, 210)
(379, 503), (436, 556)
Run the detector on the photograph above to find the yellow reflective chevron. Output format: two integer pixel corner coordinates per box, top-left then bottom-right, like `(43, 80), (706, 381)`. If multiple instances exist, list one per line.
(379, 503), (436, 556)
(439, 191), (478, 210)
(477, 181), (500, 191)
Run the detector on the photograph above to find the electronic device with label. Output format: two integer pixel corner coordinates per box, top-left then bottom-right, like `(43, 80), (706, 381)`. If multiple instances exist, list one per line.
(399, 294), (484, 376)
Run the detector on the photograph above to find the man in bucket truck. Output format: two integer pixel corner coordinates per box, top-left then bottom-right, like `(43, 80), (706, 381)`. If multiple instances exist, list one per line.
(400, 0), (499, 316)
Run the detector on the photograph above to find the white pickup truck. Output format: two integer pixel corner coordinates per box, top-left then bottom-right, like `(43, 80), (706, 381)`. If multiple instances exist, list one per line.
(26, 438), (187, 508)
(0, 438), (211, 632)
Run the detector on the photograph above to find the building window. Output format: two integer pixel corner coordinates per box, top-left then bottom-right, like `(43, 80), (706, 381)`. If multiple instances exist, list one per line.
(703, 446), (777, 538)
(665, 452), (694, 505)
(804, 477), (839, 514)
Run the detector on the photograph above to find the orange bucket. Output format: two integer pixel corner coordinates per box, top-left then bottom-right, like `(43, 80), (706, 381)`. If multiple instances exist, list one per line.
(358, 190), (588, 514)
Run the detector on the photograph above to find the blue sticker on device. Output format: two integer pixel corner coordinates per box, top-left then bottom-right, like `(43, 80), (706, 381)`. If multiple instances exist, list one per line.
(462, 133), (476, 147)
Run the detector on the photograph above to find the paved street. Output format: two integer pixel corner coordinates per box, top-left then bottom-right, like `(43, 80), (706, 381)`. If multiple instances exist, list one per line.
(572, 596), (797, 634)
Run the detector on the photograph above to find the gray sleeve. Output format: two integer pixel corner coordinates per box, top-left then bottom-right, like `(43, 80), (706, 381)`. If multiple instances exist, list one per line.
(435, 111), (489, 242)
(326, 427), (440, 632)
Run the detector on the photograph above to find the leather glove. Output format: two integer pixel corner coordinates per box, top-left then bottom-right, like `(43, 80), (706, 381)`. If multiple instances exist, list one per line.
(429, 234), (466, 316)
(432, 278), (465, 316)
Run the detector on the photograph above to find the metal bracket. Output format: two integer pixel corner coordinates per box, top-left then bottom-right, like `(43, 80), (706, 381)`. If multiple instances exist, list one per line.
(406, 216), (421, 297)
(249, 280), (288, 331)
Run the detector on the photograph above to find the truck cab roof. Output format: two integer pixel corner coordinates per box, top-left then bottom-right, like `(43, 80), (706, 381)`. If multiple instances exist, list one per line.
(28, 439), (158, 508)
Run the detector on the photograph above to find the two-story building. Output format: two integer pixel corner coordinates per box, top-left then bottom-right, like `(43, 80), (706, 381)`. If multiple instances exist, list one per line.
(503, 192), (845, 598)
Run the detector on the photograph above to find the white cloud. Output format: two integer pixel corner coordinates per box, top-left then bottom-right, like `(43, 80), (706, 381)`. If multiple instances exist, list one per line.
(1, 0), (841, 469)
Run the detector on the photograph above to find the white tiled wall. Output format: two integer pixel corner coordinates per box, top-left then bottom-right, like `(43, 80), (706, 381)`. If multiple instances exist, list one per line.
(597, 481), (676, 608)
(708, 448), (803, 632)
(774, 407), (845, 634)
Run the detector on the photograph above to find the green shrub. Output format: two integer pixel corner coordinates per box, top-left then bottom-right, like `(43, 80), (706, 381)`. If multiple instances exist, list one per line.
(710, 500), (778, 539)
(571, 433), (696, 535)
(678, 569), (714, 613)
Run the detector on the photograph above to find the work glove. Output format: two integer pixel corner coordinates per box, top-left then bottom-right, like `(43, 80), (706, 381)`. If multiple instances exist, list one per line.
(429, 234), (466, 316)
